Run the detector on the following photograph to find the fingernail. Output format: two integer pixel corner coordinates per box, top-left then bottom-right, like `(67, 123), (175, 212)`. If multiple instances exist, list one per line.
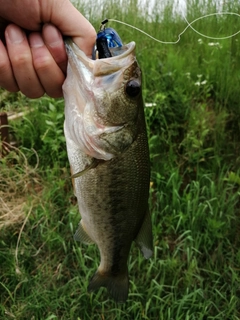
(43, 23), (62, 48)
(6, 25), (25, 44)
(29, 34), (44, 48)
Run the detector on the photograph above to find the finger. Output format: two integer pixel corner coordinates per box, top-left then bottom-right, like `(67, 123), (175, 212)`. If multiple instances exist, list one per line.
(42, 23), (67, 74)
(29, 32), (65, 98)
(45, 0), (96, 57)
(0, 0), (96, 56)
(0, 40), (19, 92)
(5, 24), (45, 98)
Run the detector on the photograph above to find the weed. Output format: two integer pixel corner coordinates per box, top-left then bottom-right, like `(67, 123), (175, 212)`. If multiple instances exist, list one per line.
(1, 0), (240, 319)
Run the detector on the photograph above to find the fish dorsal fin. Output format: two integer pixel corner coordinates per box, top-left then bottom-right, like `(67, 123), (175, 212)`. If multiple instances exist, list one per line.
(71, 158), (100, 179)
(135, 209), (153, 259)
(74, 220), (95, 244)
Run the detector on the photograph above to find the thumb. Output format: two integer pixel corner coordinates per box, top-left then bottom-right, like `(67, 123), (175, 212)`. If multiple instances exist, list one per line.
(45, 0), (96, 57)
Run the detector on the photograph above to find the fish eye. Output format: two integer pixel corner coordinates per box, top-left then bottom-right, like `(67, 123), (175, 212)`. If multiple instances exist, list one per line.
(125, 80), (141, 98)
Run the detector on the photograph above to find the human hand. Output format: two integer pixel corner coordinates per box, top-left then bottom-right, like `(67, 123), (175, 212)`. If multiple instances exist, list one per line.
(0, 0), (96, 98)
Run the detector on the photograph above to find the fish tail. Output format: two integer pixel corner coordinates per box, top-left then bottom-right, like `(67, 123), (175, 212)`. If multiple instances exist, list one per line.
(88, 270), (129, 303)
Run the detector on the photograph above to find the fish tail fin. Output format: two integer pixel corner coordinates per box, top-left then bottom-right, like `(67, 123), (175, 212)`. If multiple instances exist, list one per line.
(88, 270), (129, 303)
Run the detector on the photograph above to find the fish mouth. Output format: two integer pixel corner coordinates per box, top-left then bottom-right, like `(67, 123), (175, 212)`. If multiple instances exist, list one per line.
(95, 42), (136, 59)
(64, 39), (136, 77)
(65, 37), (136, 60)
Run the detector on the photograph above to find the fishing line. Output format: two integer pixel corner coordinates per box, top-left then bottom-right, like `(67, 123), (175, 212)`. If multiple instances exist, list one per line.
(107, 11), (240, 44)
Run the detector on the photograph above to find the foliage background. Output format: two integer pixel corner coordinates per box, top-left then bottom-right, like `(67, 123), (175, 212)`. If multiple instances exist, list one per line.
(1, 0), (240, 319)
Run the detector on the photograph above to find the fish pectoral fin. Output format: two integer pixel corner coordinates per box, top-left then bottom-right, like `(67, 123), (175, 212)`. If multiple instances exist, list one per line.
(135, 209), (153, 259)
(71, 158), (100, 179)
(74, 220), (94, 244)
(88, 270), (129, 303)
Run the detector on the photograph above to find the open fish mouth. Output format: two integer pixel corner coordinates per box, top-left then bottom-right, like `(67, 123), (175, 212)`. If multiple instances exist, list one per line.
(64, 24), (136, 80)
(64, 38), (136, 76)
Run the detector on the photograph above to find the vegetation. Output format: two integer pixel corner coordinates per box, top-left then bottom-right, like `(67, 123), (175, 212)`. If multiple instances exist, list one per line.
(1, 0), (240, 319)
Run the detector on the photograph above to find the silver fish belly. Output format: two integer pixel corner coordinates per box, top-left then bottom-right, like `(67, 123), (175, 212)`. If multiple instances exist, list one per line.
(63, 38), (153, 303)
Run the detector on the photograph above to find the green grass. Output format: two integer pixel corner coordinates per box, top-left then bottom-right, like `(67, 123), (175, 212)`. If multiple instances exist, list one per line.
(1, 0), (240, 319)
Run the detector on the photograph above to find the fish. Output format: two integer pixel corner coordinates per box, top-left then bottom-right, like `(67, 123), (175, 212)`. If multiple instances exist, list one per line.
(62, 29), (153, 303)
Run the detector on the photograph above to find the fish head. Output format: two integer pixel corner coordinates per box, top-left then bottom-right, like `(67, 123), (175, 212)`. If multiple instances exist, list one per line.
(63, 39), (142, 161)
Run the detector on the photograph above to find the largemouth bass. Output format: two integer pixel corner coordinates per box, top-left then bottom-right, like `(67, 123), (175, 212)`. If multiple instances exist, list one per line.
(63, 30), (153, 303)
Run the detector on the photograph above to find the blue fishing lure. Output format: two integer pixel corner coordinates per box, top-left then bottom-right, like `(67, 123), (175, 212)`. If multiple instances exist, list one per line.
(93, 20), (123, 59)
(97, 27), (123, 48)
